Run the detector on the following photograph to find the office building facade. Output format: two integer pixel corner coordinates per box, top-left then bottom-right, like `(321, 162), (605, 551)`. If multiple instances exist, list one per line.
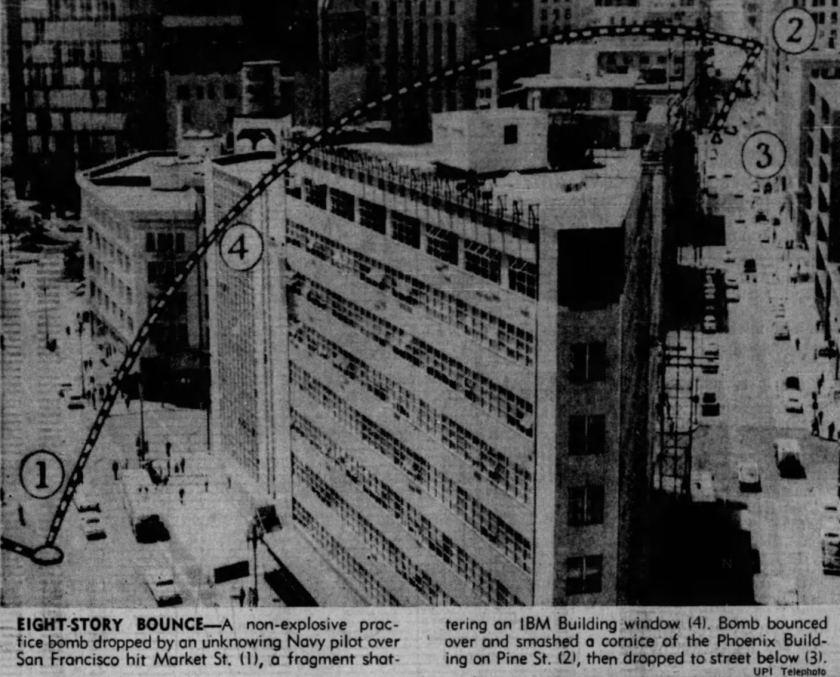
(207, 108), (663, 605)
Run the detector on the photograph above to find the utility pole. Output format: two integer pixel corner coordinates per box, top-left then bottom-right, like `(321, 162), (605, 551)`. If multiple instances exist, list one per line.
(247, 519), (263, 607)
(138, 379), (146, 461)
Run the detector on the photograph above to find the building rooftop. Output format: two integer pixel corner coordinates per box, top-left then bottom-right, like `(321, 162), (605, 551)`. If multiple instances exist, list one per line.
(211, 151), (278, 184)
(78, 152), (202, 214)
(515, 72), (640, 89)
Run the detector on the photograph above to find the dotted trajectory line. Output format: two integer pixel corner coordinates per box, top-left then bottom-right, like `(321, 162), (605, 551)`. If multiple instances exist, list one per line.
(0, 22), (762, 561)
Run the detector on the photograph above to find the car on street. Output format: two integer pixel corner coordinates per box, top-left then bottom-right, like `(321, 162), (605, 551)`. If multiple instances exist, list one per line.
(704, 288), (716, 301)
(756, 211), (768, 223)
(726, 286), (740, 302)
(760, 231), (770, 243)
(725, 273), (739, 288)
(773, 321), (791, 340)
(144, 569), (183, 607)
(724, 250), (736, 263)
(774, 438), (805, 478)
(68, 401), (85, 410)
(737, 461), (761, 492)
(702, 315), (717, 333)
(73, 485), (100, 512)
(822, 505), (840, 574)
(744, 258), (756, 274)
(701, 392), (720, 416)
(82, 514), (106, 541)
(784, 390), (804, 413)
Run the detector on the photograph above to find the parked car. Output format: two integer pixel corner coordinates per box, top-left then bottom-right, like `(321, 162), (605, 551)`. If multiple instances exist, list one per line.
(775, 438), (805, 478)
(73, 485), (100, 513)
(724, 250), (736, 263)
(145, 569), (183, 607)
(744, 258), (757, 274)
(738, 461), (761, 492)
(726, 287), (740, 302)
(703, 315), (717, 333)
(82, 514), (106, 541)
(773, 321), (791, 340)
(701, 392), (720, 416)
(725, 273), (739, 288)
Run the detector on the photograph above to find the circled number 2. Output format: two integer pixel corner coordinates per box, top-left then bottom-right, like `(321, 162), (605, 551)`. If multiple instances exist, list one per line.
(773, 8), (816, 54)
(219, 223), (264, 271)
(742, 132), (786, 180)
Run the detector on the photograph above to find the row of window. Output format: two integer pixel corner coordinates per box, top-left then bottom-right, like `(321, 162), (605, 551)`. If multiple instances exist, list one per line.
(287, 220), (535, 366)
(87, 224), (130, 272)
(43, 0), (118, 20)
(147, 260), (188, 286)
(85, 203), (130, 245)
(295, 275), (534, 435)
(145, 231), (186, 254)
(89, 280), (133, 333)
(291, 389), (531, 569)
(175, 82), (238, 102)
(293, 492), (456, 606)
(292, 500), (401, 606)
(294, 456), (522, 606)
(371, 0), (456, 17)
(291, 324), (531, 503)
(300, 183), (539, 299)
(89, 254), (132, 306)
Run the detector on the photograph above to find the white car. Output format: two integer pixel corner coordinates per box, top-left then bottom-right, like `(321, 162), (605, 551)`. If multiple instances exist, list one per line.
(760, 231), (770, 243)
(773, 321), (790, 340)
(723, 250), (736, 263)
(726, 287), (740, 302)
(145, 569), (182, 607)
(73, 485), (100, 513)
(784, 391), (804, 413)
(725, 273), (738, 288)
(82, 514), (106, 541)
(703, 315), (717, 333)
(737, 461), (761, 491)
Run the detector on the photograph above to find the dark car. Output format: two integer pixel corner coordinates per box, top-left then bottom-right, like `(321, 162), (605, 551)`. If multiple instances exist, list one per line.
(701, 392), (720, 416)
(744, 259), (757, 274)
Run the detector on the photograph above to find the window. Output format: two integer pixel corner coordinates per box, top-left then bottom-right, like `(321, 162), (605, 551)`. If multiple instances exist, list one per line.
(503, 124), (518, 144)
(426, 224), (459, 264)
(508, 257), (537, 298)
(371, 0), (379, 14)
(176, 233), (185, 252)
(464, 240), (501, 283)
(224, 83), (237, 99)
(359, 199), (386, 234)
(568, 415), (606, 455)
(182, 106), (192, 124)
(147, 262), (157, 284)
(566, 555), (603, 595)
(569, 342), (607, 383)
(391, 212), (421, 248)
(158, 233), (174, 252)
(176, 84), (189, 100)
(145, 233), (156, 252)
(195, 85), (204, 100)
(330, 188), (355, 221)
(207, 84), (216, 100)
(568, 485), (605, 526)
(305, 180), (327, 208)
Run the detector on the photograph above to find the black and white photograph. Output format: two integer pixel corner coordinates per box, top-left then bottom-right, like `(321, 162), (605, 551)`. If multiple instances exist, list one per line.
(2, 0), (840, 624)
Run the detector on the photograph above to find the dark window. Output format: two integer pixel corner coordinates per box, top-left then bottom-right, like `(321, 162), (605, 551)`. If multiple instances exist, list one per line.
(145, 233), (156, 252)
(568, 415), (606, 455)
(566, 555), (603, 595)
(568, 485), (605, 526)
(207, 84), (216, 100)
(569, 342), (607, 383)
(158, 233), (174, 253)
(195, 85), (204, 100)
(176, 85), (190, 100)
(182, 106), (192, 125)
(359, 199), (387, 234)
(392, 212), (421, 248)
(329, 188), (355, 221)
(464, 240), (501, 282)
(504, 124), (518, 144)
(426, 224), (458, 264)
(371, 0), (379, 14)
(508, 257), (537, 298)
(175, 233), (185, 253)
(305, 180), (328, 209)
(224, 83), (237, 99)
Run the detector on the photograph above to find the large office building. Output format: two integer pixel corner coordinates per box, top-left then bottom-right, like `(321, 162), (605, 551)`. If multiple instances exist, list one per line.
(804, 79), (840, 336)
(6, 0), (165, 208)
(77, 151), (209, 398)
(207, 108), (664, 606)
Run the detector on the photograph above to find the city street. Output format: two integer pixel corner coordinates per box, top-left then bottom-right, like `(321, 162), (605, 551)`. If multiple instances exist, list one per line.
(672, 100), (840, 606)
(0, 241), (282, 608)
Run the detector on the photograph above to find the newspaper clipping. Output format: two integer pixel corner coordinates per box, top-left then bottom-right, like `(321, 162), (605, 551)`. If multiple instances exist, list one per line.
(1, 0), (840, 675)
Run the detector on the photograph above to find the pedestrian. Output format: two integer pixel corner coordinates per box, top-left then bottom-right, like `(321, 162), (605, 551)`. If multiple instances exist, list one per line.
(795, 338), (800, 351)
(812, 417), (820, 436)
(126, 396), (131, 410)
(228, 476), (232, 489)
(112, 460), (119, 481)
(830, 422), (836, 440)
(166, 441), (172, 458)
(65, 326), (70, 336)
(92, 393), (96, 408)
(180, 458), (186, 473)
(819, 410), (825, 425)
(18, 504), (25, 526)
(205, 480), (209, 493)
(818, 320), (822, 332)
(238, 587), (246, 607)
(98, 386), (103, 399)
(179, 487), (185, 504)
